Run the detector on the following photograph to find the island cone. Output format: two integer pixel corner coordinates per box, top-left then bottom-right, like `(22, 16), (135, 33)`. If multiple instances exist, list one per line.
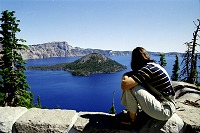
(27, 53), (127, 76)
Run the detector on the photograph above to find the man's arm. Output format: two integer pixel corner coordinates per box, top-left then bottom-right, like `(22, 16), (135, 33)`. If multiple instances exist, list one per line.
(121, 75), (138, 91)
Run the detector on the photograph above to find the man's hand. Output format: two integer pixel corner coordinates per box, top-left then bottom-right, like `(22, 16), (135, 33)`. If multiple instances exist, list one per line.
(121, 75), (138, 91)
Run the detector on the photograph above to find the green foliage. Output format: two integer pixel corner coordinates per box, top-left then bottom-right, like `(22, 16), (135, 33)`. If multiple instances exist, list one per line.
(159, 53), (167, 67)
(109, 106), (116, 114)
(108, 91), (116, 114)
(35, 95), (42, 108)
(0, 10), (33, 108)
(171, 55), (180, 81)
(0, 92), (4, 106)
(28, 53), (127, 76)
(64, 54), (125, 76)
(16, 90), (34, 108)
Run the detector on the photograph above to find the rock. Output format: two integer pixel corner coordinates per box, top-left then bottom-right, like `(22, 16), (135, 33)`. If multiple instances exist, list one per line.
(72, 112), (131, 133)
(172, 81), (200, 133)
(72, 112), (90, 132)
(14, 108), (78, 133)
(0, 107), (28, 133)
(17, 41), (132, 60)
(0, 42), (186, 60)
(139, 113), (184, 133)
(72, 110), (184, 133)
(172, 81), (200, 99)
(176, 102), (200, 129)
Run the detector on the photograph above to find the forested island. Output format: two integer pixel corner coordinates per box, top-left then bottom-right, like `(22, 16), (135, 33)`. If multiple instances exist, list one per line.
(27, 53), (127, 76)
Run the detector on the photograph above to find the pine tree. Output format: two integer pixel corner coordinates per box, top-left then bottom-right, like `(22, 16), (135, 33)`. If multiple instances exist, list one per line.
(159, 53), (167, 67)
(36, 95), (42, 108)
(0, 10), (33, 108)
(171, 55), (180, 81)
(108, 91), (116, 114)
(56, 105), (60, 109)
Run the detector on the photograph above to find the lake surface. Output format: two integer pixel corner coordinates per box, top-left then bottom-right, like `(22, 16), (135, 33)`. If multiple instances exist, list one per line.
(25, 55), (198, 113)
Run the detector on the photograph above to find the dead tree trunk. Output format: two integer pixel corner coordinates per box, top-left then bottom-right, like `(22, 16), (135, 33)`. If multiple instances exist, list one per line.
(188, 19), (200, 84)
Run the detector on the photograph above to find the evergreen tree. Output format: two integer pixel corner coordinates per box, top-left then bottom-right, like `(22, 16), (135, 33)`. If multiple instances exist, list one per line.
(0, 10), (33, 108)
(108, 91), (116, 114)
(180, 19), (200, 84)
(56, 105), (60, 109)
(171, 55), (180, 81)
(36, 95), (42, 108)
(159, 53), (167, 67)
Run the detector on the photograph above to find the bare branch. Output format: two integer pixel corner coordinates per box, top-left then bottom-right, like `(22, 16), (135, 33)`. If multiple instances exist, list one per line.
(193, 21), (198, 27)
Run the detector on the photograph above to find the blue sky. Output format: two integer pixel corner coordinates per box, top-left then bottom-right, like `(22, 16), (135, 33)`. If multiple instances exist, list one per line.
(0, 0), (200, 52)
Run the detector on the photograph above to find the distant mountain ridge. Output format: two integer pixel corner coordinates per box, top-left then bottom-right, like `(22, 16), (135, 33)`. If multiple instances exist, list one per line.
(14, 41), (182, 60)
(18, 41), (131, 60)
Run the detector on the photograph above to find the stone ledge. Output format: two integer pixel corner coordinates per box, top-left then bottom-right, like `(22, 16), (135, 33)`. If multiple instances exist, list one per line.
(0, 107), (186, 133)
(0, 107), (28, 133)
(0, 107), (132, 133)
(14, 108), (77, 133)
(72, 111), (131, 133)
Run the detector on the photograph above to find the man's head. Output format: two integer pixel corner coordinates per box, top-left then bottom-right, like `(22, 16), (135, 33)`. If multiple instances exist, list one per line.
(131, 47), (151, 71)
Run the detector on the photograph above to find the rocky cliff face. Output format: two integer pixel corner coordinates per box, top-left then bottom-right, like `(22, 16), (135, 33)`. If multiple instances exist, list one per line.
(18, 41), (131, 60)
(1, 41), (181, 60)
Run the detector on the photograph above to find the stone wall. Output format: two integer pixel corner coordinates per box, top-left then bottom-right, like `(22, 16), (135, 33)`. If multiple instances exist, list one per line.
(0, 106), (190, 133)
(0, 106), (186, 133)
(1, 81), (200, 133)
(0, 107), (133, 133)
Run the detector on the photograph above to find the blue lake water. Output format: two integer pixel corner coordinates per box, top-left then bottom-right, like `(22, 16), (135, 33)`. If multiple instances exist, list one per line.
(25, 55), (198, 113)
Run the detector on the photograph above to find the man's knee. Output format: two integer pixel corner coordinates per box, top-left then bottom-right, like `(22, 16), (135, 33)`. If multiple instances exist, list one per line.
(132, 85), (148, 97)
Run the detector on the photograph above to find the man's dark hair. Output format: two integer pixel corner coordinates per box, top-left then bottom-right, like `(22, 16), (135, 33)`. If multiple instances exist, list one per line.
(131, 47), (154, 71)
